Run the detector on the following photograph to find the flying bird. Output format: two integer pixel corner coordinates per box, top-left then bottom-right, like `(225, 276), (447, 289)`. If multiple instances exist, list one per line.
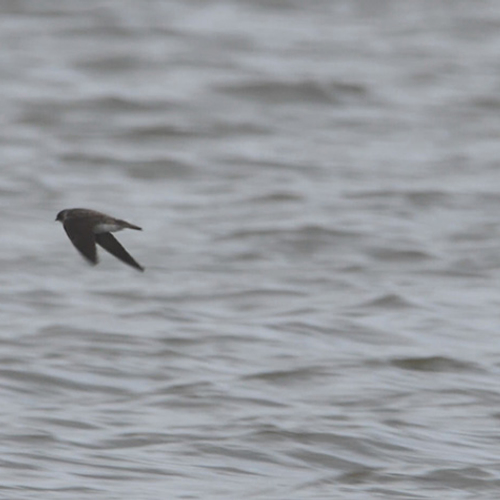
(56, 208), (144, 271)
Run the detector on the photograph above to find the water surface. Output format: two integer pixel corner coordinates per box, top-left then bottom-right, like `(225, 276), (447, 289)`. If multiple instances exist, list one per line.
(1, 2), (500, 499)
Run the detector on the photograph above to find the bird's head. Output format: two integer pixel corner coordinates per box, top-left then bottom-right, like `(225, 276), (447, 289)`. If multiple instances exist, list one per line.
(55, 210), (68, 223)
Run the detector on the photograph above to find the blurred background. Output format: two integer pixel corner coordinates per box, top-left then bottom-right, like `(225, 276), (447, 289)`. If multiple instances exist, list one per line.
(1, 1), (500, 498)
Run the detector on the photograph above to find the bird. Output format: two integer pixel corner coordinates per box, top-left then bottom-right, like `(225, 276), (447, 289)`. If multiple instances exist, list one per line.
(56, 208), (144, 271)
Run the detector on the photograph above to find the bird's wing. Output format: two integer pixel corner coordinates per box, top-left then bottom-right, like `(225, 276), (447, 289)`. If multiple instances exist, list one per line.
(63, 218), (98, 264)
(95, 232), (144, 271)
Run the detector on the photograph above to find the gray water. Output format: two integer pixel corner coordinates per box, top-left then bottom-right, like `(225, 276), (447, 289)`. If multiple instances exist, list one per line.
(2, 1), (500, 498)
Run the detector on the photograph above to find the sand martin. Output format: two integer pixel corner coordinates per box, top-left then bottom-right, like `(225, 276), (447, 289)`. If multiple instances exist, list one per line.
(56, 208), (144, 271)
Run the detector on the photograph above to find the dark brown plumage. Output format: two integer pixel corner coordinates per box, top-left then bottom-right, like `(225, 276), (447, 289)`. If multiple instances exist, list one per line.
(56, 208), (144, 271)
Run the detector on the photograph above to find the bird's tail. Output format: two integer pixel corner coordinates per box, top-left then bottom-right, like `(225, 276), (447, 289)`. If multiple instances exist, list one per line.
(120, 220), (142, 231)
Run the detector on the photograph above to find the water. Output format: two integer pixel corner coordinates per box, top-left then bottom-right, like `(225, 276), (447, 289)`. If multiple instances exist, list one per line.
(2, 1), (500, 498)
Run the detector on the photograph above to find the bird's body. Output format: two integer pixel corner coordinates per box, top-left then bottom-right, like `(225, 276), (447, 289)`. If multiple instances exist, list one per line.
(56, 208), (144, 271)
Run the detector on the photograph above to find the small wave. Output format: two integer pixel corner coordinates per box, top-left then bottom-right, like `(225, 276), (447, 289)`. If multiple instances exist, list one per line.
(220, 224), (362, 242)
(390, 356), (478, 373)
(218, 79), (367, 105)
(349, 188), (452, 208)
(243, 366), (325, 384)
(356, 293), (417, 310)
(367, 248), (434, 263)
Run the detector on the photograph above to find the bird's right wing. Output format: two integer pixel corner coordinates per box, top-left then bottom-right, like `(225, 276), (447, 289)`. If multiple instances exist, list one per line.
(95, 232), (144, 271)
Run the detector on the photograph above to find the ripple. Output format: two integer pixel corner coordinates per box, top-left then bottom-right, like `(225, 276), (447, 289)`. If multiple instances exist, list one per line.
(390, 356), (479, 373)
(218, 79), (367, 105)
